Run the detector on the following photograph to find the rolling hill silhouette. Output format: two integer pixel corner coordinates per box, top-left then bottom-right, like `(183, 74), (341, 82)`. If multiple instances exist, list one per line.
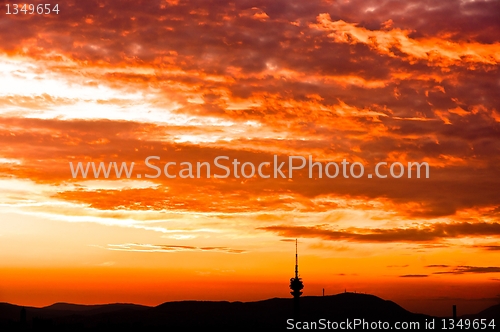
(1, 293), (498, 330)
(462, 303), (500, 320)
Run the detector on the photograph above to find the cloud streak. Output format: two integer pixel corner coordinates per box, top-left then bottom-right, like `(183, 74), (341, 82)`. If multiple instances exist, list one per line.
(107, 243), (246, 254)
(430, 266), (500, 275)
(258, 222), (500, 243)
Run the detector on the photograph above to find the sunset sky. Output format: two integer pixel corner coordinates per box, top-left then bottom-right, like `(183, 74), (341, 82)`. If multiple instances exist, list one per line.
(1, 0), (499, 317)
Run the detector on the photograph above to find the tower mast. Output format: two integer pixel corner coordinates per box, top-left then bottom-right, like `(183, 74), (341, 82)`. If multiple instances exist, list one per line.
(289, 239), (304, 320)
(295, 239), (299, 278)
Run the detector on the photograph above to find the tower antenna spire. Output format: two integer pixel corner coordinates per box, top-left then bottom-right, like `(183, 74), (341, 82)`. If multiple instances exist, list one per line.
(295, 238), (299, 278)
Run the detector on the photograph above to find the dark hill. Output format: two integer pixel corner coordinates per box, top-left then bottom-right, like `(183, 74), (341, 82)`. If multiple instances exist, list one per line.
(462, 303), (500, 320)
(1, 293), (497, 331)
(42, 302), (150, 313)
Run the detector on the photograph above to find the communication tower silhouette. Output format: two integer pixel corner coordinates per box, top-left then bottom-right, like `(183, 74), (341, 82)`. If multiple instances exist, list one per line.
(289, 239), (304, 319)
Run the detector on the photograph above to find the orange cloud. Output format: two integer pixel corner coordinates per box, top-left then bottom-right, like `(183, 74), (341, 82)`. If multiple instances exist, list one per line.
(311, 13), (500, 66)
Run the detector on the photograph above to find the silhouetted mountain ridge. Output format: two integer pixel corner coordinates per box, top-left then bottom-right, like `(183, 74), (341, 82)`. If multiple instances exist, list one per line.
(462, 303), (500, 320)
(1, 293), (498, 331)
(42, 302), (150, 312)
